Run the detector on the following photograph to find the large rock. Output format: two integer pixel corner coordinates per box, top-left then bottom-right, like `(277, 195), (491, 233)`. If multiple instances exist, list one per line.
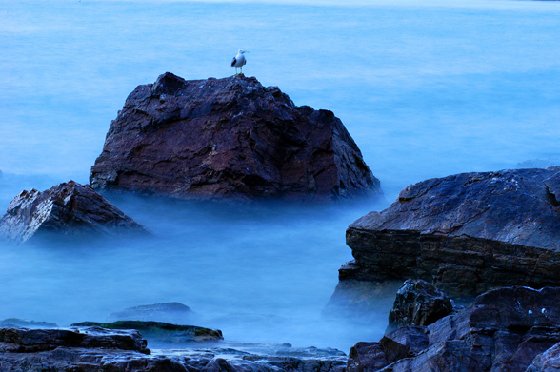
(341, 167), (560, 296)
(388, 279), (453, 331)
(0, 181), (145, 243)
(348, 286), (560, 371)
(90, 72), (380, 201)
(71, 321), (223, 343)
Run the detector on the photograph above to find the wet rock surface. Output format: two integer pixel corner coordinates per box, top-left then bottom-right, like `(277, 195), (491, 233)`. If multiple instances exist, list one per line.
(109, 302), (193, 323)
(71, 321), (224, 343)
(388, 279), (453, 331)
(0, 325), (347, 371)
(341, 167), (560, 296)
(0, 326), (149, 354)
(0, 181), (145, 243)
(90, 72), (380, 201)
(348, 286), (560, 371)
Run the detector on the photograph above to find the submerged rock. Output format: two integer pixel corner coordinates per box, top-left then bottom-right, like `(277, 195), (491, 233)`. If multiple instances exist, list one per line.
(109, 302), (192, 323)
(388, 279), (453, 331)
(0, 181), (145, 243)
(348, 286), (560, 371)
(0, 318), (58, 329)
(71, 321), (223, 343)
(341, 167), (560, 296)
(0, 325), (346, 371)
(90, 72), (380, 201)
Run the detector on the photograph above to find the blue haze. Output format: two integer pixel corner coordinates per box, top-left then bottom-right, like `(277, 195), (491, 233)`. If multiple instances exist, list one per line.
(0, 0), (560, 351)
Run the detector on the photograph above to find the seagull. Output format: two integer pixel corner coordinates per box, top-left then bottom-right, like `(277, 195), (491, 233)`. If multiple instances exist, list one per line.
(231, 49), (248, 75)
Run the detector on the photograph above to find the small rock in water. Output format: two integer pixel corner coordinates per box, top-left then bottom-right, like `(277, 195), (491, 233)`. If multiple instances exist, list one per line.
(0, 181), (146, 243)
(71, 321), (223, 343)
(0, 318), (58, 329)
(109, 302), (192, 324)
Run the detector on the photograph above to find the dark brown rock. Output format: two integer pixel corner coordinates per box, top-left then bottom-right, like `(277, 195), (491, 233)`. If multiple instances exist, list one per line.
(0, 326), (149, 354)
(71, 321), (223, 342)
(90, 72), (380, 201)
(388, 279), (453, 331)
(341, 168), (560, 296)
(0, 181), (145, 243)
(109, 302), (192, 323)
(348, 286), (560, 371)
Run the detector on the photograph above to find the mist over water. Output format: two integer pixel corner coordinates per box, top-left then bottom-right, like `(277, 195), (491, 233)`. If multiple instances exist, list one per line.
(1, 0), (560, 353)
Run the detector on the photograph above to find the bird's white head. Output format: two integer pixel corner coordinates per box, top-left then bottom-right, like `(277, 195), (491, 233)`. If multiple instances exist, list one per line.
(238, 49), (248, 54)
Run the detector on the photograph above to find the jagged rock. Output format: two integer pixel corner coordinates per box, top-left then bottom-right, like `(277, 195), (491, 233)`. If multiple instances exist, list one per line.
(348, 286), (560, 371)
(527, 342), (560, 371)
(0, 318), (58, 329)
(388, 279), (453, 331)
(109, 302), (192, 323)
(341, 167), (560, 296)
(90, 72), (380, 201)
(71, 321), (223, 342)
(0, 181), (145, 243)
(0, 326), (149, 354)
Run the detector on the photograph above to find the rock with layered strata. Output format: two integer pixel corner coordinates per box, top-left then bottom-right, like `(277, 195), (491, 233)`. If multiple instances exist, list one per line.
(341, 168), (560, 296)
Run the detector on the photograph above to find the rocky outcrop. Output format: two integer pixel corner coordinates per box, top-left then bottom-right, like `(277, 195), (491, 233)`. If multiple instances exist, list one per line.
(0, 318), (58, 328)
(90, 72), (380, 201)
(0, 326), (148, 353)
(348, 286), (560, 371)
(71, 321), (223, 342)
(109, 302), (192, 323)
(341, 167), (560, 296)
(0, 181), (145, 243)
(0, 326), (346, 371)
(387, 279), (453, 331)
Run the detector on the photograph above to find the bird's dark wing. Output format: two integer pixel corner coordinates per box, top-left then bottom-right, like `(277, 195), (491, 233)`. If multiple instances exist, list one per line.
(230, 57), (236, 67)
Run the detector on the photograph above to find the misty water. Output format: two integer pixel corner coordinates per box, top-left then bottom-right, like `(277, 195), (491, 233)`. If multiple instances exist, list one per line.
(1, 0), (560, 354)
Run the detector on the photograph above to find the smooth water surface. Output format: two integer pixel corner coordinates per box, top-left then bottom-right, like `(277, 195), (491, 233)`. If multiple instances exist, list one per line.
(1, 0), (560, 352)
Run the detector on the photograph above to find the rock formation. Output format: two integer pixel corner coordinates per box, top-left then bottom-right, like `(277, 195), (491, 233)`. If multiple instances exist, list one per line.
(0, 326), (148, 354)
(0, 181), (145, 243)
(90, 72), (380, 201)
(71, 321), (223, 343)
(348, 286), (560, 371)
(0, 325), (346, 371)
(341, 167), (560, 296)
(387, 279), (453, 331)
(109, 302), (192, 323)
